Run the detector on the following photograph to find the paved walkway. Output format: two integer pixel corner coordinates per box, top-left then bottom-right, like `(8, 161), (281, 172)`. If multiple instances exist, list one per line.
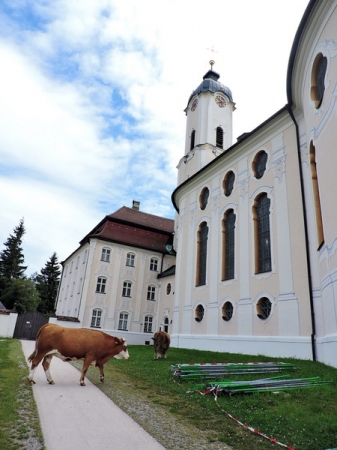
(21, 340), (165, 450)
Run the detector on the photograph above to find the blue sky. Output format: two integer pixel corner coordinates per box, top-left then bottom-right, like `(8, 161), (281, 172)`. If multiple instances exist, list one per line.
(0, 0), (309, 275)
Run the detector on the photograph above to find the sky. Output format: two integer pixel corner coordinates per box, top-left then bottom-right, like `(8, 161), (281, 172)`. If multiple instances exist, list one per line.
(0, 0), (309, 275)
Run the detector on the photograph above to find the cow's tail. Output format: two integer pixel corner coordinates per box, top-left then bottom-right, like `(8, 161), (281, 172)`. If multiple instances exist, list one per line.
(28, 323), (47, 362)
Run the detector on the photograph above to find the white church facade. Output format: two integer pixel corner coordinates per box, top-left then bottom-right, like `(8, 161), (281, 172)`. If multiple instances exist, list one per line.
(56, 0), (337, 368)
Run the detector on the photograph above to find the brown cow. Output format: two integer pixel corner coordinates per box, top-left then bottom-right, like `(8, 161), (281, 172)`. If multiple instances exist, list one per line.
(152, 331), (170, 360)
(28, 324), (129, 386)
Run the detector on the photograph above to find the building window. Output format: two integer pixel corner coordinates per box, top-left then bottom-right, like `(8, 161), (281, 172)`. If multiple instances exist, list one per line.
(199, 187), (209, 210)
(257, 297), (272, 320)
(101, 248), (111, 262)
(190, 130), (196, 151)
(195, 304), (204, 322)
(118, 312), (128, 330)
(216, 126), (224, 149)
(166, 283), (171, 295)
(196, 222), (208, 286)
(122, 281), (132, 297)
(222, 302), (234, 321)
(144, 316), (153, 333)
(311, 53), (327, 108)
(126, 253), (135, 267)
(91, 309), (102, 328)
(147, 285), (156, 300)
(310, 142), (324, 248)
(223, 171), (235, 196)
(222, 210), (236, 280)
(150, 258), (158, 271)
(253, 151), (268, 179)
(96, 277), (107, 293)
(163, 317), (169, 333)
(254, 194), (272, 273)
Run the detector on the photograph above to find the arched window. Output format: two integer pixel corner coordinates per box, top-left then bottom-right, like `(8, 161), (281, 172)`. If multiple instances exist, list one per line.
(196, 222), (208, 286)
(190, 130), (196, 151)
(101, 248), (111, 262)
(166, 283), (171, 295)
(147, 285), (156, 300)
(216, 126), (224, 149)
(199, 187), (209, 210)
(118, 312), (128, 330)
(222, 209), (236, 280)
(223, 171), (235, 196)
(163, 317), (169, 333)
(91, 309), (102, 328)
(310, 142), (324, 248)
(254, 194), (271, 273)
(311, 53), (327, 108)
(222, 302), (234, 321)
(126, 253), (135, 267)
(122, 281), (132, 297)
(253, 151), (268, 179)
(144, 316), (153, 333)
(195, 304), (204, 322)
(257, 297), (272, 320)
(96, 277), (107, 293)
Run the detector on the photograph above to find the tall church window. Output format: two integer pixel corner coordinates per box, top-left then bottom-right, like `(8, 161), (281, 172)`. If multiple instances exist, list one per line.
(190, 130), (196, 151)
(216, 126), (224, 149)
(196, 222), (208, 286)
(254, 194), (272, 273)
(310, 142), (324, 248)
(118, 312), (128, 330)
(222, 209), (236, 280)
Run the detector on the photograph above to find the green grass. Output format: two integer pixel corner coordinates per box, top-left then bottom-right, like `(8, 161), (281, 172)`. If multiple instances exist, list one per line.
(81, 346), (337, 450)
(0, 339), (44, 450)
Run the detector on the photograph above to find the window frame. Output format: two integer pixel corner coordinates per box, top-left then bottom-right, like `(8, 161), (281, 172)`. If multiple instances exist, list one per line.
(96, 276), (107, 294)
(91, 309), (102, 328)
(150, 257), (159, 271)
(147, 285), (156, 301)
(122, 281), (132, 297)
(222, 209), (236, 281)
(126, 253), (135, 267)
(101, 247), (111, 262)
(254, 193), (272, 274)
(196, 222), (209, 286)
(118, 312), (129, 331)
(144, 315), (153, 333)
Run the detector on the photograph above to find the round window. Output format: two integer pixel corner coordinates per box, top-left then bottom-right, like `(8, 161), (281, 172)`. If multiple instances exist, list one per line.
(222, 302), (233, 321)
(257, 297), (272, 320)
(195, 304), (205, 322)
(166, 283), (171, 295)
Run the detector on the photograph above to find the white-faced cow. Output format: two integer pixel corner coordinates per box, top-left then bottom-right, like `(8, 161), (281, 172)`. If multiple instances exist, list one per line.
(28, 324), (129, 386)
(152, 331), (170, 360)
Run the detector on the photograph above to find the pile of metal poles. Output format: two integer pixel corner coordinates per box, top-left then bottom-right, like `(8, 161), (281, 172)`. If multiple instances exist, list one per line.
(193, 375), (331, 396)
(171, 362), (296, 380)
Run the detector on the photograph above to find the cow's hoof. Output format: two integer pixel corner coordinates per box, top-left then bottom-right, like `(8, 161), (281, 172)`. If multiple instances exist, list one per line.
(80, 381), (86, 386)
(28, 379), (36, 385)
(48, 380), (55, 385)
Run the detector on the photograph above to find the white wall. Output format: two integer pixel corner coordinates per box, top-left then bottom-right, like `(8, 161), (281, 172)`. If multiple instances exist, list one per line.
(0, 313), (18, 338)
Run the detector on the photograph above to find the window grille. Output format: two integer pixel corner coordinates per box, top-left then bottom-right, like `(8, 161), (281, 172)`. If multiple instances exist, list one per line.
(257, 297), (272, 319)
(216, 126), (224, 149)
(195, 304), (204, 322)
(222, 302), (234, 321)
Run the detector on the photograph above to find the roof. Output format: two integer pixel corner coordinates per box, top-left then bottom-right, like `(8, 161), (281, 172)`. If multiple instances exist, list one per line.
(157, 265), (176, 279)
(80, 206), (174, 254)
(187, 68), (233, 107)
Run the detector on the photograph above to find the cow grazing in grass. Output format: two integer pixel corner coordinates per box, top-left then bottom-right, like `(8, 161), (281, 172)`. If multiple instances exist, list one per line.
(152, 331), (170, 360)
(28, 323), (129, 386)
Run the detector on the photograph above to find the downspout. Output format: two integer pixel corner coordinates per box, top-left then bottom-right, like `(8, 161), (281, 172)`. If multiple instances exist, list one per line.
(287, 104), (316, 361)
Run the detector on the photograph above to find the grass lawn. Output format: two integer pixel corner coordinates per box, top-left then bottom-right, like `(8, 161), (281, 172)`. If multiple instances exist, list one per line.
(80, 345), (337, 450)
(0, 339), (44, 450)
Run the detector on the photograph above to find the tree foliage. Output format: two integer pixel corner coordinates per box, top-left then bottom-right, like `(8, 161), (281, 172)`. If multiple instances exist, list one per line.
(34, 253), (61, 315)
(0, 278), (40, 313)
(0, 218), (27, 281)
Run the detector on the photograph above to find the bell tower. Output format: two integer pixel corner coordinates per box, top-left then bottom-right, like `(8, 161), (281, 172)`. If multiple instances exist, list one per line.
(177, 61), (235, 185)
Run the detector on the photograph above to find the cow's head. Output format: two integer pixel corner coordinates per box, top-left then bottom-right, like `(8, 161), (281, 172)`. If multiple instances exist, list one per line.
(113, 338), (130, 360)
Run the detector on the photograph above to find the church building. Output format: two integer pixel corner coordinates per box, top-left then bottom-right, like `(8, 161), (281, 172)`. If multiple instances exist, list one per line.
(56, 0), (337, 368)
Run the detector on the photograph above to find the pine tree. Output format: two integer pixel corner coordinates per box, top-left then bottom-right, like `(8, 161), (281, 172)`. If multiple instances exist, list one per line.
(0, 218), (27, 280)
(35, 253), (61, 315)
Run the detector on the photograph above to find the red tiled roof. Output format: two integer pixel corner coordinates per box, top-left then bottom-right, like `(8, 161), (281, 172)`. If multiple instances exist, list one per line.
(91, 220), (171, 253)
(109, 207), (174, 233)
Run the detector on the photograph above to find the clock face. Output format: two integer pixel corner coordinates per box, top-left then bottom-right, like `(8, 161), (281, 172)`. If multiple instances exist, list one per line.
(215, 95), (226, 107)
(191, 99), (198, 111)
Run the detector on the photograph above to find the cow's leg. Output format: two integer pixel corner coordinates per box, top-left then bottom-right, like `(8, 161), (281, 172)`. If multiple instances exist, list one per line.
(80, 356), (93, 386)
(28, 351), (45, 384)
(42, 355), (55, 384)
(98, 364), (105, 383)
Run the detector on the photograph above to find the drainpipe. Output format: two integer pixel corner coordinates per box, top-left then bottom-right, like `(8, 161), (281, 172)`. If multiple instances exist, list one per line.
(287, 104), (316, 361)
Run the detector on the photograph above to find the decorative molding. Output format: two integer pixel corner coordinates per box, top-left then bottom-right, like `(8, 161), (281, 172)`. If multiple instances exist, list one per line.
(238, 178), (249, 198)
(273, 156), (286, 182)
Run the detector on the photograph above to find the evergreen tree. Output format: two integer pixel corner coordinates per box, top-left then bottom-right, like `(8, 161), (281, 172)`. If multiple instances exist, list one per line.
(0, 218), (27, 280)
(0, 219), (28, 309)
(35, 253), (61, 315)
